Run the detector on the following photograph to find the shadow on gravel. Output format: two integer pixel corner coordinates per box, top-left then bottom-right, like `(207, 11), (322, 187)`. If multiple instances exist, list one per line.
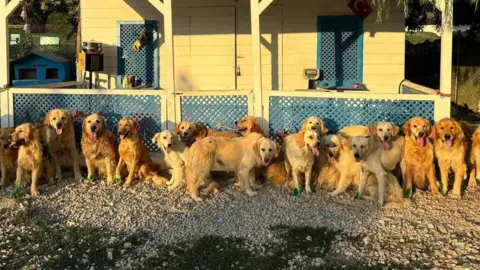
(2, 203), (416, 270)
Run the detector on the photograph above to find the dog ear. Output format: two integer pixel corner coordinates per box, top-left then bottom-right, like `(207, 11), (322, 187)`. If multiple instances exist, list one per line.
(319, 120), (328, 136)
(391, 123), (400, 136)
(300, 119), (308, 131)
(43, 111), (51, 126)
(454, 120), (465, 142)
(250, 120), (261, 134)
(66, 110), (74, 125)
(344, 137), (352, 149)
(82, 118), (89, 136)
(296, 131), (305, 148)
(369, 123), (378, 136)
(32, 127), (40, 141)
(402, 119), (412, 137)
(131, 119), (140, 135)
(152, 133), (161, 144)
(194, 123), (207, 140)
(429, 123), (438, 140)
(175, 122), (182, 135)
(273, 141), (281, 158)
(99, 114), (107, 128)
(425, 119), (432, 136)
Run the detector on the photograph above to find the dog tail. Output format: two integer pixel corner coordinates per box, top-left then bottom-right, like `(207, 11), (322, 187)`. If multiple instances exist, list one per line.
(186, 138), (217, 202)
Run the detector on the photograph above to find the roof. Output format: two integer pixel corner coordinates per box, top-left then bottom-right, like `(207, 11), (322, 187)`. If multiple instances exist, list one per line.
(11, 52), (71, 64)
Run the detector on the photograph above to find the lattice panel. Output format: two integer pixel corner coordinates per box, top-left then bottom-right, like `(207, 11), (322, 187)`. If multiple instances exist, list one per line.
(268, 96), (435, 141)
(317, 16), (362, 86)
(13, 94), (162, 152)
(118, 21), (158, 88)
(180, 95), (248, 131)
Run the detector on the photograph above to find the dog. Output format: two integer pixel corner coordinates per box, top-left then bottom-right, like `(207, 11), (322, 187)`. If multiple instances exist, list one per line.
(317, 134), (359, 196)
(469, 127), (480, 189)
(235, 116), (288, 187)
(300, 116), (328, 136)
(10, 123), (53, 197)
(350, 136), (408, 207)
(185, 133), (279, 201)
(115, 117), (167, 188)
(42, 109), (82, 181)
(152, 130), (189, 191)
(338, 125), (370, 138)
(283, 130), (320, 194)
(0, 128), (18, 186)
(81, 113), (119, 185)
(401, 117), (440, 197)
(430, 118), (472, 197)
(176, 121), (240, 146)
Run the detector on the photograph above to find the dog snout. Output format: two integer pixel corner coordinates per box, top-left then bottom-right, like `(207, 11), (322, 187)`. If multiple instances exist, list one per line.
(91, 125), (97, 132)
(383, 135), (389, 141)
(418, 131), (425, 137)
(264, 158), (270, 163)
(182, 132), (189, 137)
(311, 126), (316, 130)
(444, 134), (452, 140)
(354, 153), (360, 158)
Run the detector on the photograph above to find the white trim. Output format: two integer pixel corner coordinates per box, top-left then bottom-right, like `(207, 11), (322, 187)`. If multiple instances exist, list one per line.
(259, 0), (275, 14)
(5, 0), (20, 17)
(147, 0), (165, 14)
(264, 90), (439, 101)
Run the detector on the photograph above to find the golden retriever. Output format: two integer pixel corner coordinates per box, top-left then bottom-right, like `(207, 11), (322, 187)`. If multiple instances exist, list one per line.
(284, 130), (320, 194)
(0, 128), (18, 186)
(338, 125), (370, 138)
(186, 133), (279, 201)
(42, 109), (82, 181)
(176, 121), (240, 146)
(317, 134), (359, 196)
(401, 117), (440, 197)
(81, 113), (119, 184)
(300, 116), (328, 136)
(469, 127), (480, 189)
(115, 117), (167, 188)
(349, 136), (408, 208)
(235, 116), (288, 187)
(10, 123), (53, 197)
(430, 118), (472, 197)
(152, 130), (189, 191)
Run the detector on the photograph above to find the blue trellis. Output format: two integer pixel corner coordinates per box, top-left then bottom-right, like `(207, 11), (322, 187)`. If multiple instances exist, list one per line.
(13, 93), (162, 152)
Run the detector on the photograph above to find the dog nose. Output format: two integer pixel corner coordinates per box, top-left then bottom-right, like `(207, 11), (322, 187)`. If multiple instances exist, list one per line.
(3, 144), (8, 149)
(383, 135), (389, 141)
(56, 123), (62, 128)
(234, 120), (238, 125)
(419, 131), (425, 137)
(316, 142), (321, 147)
(445, 134), (451, 140)
(91, 126), (97, 132)
(328, 152), (334, 157)
(167, 143), (172, 148)
(183, 132), (188, 136)
(354, 153), (360, 158)
(311, 126), (316, 130)
(264, 158), (270, 163)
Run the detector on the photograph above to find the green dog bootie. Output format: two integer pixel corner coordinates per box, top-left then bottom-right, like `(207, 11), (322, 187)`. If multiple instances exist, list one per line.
(115, 178), (122, 184)
(293, 187), (300, 196)
(439, 183), (446, 194)
(476, 178), (480, 186)
(86, 175), (96, 183)
(353, 192), (361, 201)
(404, 188), (412, 199)
(10, 184), (20, 199)
(0, 184), (3, 190)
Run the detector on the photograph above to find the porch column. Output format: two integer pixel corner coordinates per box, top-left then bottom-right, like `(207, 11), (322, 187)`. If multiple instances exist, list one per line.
(0, 0), (21, 127)
(250, 0), (274, 122)
(148, 0), (175, 130)
(438, 0), (453, 119)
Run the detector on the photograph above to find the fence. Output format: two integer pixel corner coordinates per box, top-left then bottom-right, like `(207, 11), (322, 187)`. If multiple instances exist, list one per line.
(0, 86), (447, 153)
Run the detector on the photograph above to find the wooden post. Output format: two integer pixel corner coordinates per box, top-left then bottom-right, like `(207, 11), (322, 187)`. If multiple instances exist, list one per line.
(438, 0), (453, 119)
(250, 0), (263, 122)
(0, 0), (21, 127)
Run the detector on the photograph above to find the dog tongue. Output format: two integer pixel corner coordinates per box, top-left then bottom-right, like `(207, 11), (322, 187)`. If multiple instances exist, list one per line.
(417, 137), (425, 147)
(382, 141), (390, 151)
(328, 156), (335, 164)
(444, 140), (452, 147)
(311, 147), (319, 156)
(91, 132), (97, 141)
(263, 161), (270, 166)
(56, 129), (63, 135)
(119, 134), (125, 140)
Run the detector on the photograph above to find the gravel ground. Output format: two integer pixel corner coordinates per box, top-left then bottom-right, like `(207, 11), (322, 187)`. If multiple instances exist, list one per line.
(1, 172), (480, 270)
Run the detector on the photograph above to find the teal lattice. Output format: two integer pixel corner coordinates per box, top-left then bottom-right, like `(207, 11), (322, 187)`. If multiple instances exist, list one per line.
(13, 93), (162, 152)
(117, 21), (159, 88)
(268, 96), (434, 139)
(180, 95), (248, 130)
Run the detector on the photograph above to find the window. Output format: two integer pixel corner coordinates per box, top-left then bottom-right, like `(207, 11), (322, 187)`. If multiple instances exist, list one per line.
(18, 69), (37, 80)
(46, 68), (59, 79)
(317, 15), (363, 87)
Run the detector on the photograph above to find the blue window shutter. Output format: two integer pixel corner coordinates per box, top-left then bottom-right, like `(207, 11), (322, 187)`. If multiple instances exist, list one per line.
(317, 15), (364, 87)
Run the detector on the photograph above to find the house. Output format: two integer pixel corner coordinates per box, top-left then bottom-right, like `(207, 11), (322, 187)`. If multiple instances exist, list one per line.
(10, 52), (72, 87)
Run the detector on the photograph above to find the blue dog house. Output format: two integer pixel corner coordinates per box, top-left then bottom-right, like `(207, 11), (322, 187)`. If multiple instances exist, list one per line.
(10, 52), (72, 87)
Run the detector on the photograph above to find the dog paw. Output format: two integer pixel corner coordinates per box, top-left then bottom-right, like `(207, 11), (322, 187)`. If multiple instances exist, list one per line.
(449, 193), (461, 199)
(377, 200), (384, 207)
(305, 188), (313, 195)
(439, 183), (447, 195)
(353, 192), (361, 201)
(246, 190), (258, 196)
(193, 197), (203, 202)
(75, 175), (84, 182)
(292, 187), (300, 196)
(404, 188), (412, 199)
(31, 190), (38, 197)
(115, 178), (122, 184)
(122, 183), (131, 189)
(10, 185), (20, 199)
(329, 191), (340, 197)
(431, 191), (442, 198)
(476, 179), (480, 186)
